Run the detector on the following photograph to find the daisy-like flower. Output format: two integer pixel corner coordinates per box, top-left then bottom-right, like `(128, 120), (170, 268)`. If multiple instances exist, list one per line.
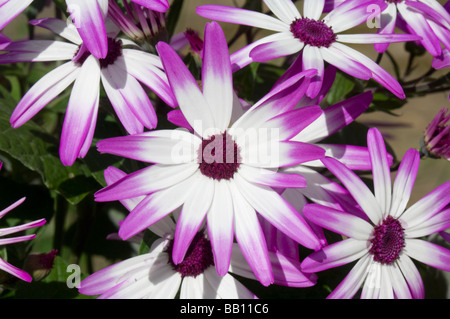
(197, 0), (421, 99)
(65, 0), (169, 59)
(421, 102), (450, 160)
(368, 0), (450, 56)
(94, 21), (325, 286)
(0, 18), (176, 166)
(79, 166), (315, 299)
(0, 163), (46, 283)
(301, 127), (450, 299)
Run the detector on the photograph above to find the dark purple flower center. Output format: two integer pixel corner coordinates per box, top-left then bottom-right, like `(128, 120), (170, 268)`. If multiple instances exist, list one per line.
(166, 233), (214, 278)
(369, 216), (405, 264)
(198, 131), (241, 180)
(385, 0), (403, 3)
(290, 18), (336, 48)
(72, 38), (123, 68)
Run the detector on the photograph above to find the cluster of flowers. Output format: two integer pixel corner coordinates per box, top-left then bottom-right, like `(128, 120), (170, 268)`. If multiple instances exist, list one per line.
(0, 0), (449, 299)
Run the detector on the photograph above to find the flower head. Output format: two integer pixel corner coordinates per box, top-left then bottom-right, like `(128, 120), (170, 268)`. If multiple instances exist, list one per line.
(79, 166), (315, 298)
(94, 21), (325, 286)
(301, 128), (450, 299)
(196, 0), (421, 99)
(421, 105), (450, 161)
(0, 163), (46, 282)
(0, 17), (176, 166)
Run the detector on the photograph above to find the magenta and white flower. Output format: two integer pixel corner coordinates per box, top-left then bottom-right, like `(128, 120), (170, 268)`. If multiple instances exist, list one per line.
(65, 0), (169, 59)
(422, 103), (450, 161)
(197, 0), (420, 99)
(374, 0), (450, 56)
(94, 21), (325, 286)
(301, 127), (450, 299)
(79, 166), (315, 299)
(0, 18), (176, 166)
(0, 163), (46, 283)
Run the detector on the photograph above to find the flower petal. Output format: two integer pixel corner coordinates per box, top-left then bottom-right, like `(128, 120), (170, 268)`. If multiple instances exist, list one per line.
(0, 0), (33, 30)
(206, 180), (234, 276)
(120, 49), (177, 107)
(196, 5), (289, 32)
(233, 173), (321, 250)
(171, 175), (214, 264)
(229, 181), (273, 286)
(103, 62), (157, 130)
(322, 157), (383, 224)
(405, 207), (450, 238)
(390, 148), (420, 218)
(66, 0), (108, 59)
(250, 35), (304, 62)
(303, 203), (373, 240)
(327, 253), (372, 299)
(0, 258), (32, 282)
(131, 0), (169, 12)
(156, 41), (215, 135)
(294, 91), (373, 144)
(397, 2), (442, 56)
(202, 21), (233, 131)
(401, 181), (450, 228)
(397, 253), (425, 299)
(29, 18), (82, 45)
(59, 55), (100, 166)
(367, 128), (392, 218)
(301, 238), (368, 273)
(303, 0), (325, 20)
(264, 0), (301, 23)
(238, 164), (307, 189)
(118, 172), (199, 240)
(404, 238), (450, 272)
(94, 163), (199, 202)
(97, 130), (200, 164)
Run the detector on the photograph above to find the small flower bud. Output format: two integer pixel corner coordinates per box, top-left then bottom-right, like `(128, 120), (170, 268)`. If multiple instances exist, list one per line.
(23, 249), (58, 281)
(421, 107), (450, 160)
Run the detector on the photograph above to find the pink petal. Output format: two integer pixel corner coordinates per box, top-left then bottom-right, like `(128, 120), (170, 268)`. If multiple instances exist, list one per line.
(229, 182), (273, 286)
(59, 56), (100, 166)
(321, 157), (383, 224)
(202, 21), (233, 131)
(367, 128), (392, 217)
(171, 175), (214, 264)
(206, 180), (234, 276)
(66, 0), (108, 59)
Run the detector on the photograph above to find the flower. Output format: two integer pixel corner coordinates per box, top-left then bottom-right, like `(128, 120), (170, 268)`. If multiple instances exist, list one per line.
(301, 127), (450, 299)
(94, 21), (325, 286)
(78, 166), (316, 299)
(107, 0), (168, 45)
(421, 103), (450, 160)
(0, 18), (176, 166)
(197, 0), (420, 99)
(376, 0), (450, 56)
(65, 0), (169, 59)
(0, 163), (46, 282)
(328, 0), (450, 56)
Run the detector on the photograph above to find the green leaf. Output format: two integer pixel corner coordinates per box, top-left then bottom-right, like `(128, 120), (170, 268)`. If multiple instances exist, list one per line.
(326, 71), (356, 105)
(166, 0), (184, 37)
(0, 90), (99, 205)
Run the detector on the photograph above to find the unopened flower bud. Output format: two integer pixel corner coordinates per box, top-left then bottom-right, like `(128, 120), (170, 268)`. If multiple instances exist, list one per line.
(421, 107), (450, 160)
(23, 249), (58, 281)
